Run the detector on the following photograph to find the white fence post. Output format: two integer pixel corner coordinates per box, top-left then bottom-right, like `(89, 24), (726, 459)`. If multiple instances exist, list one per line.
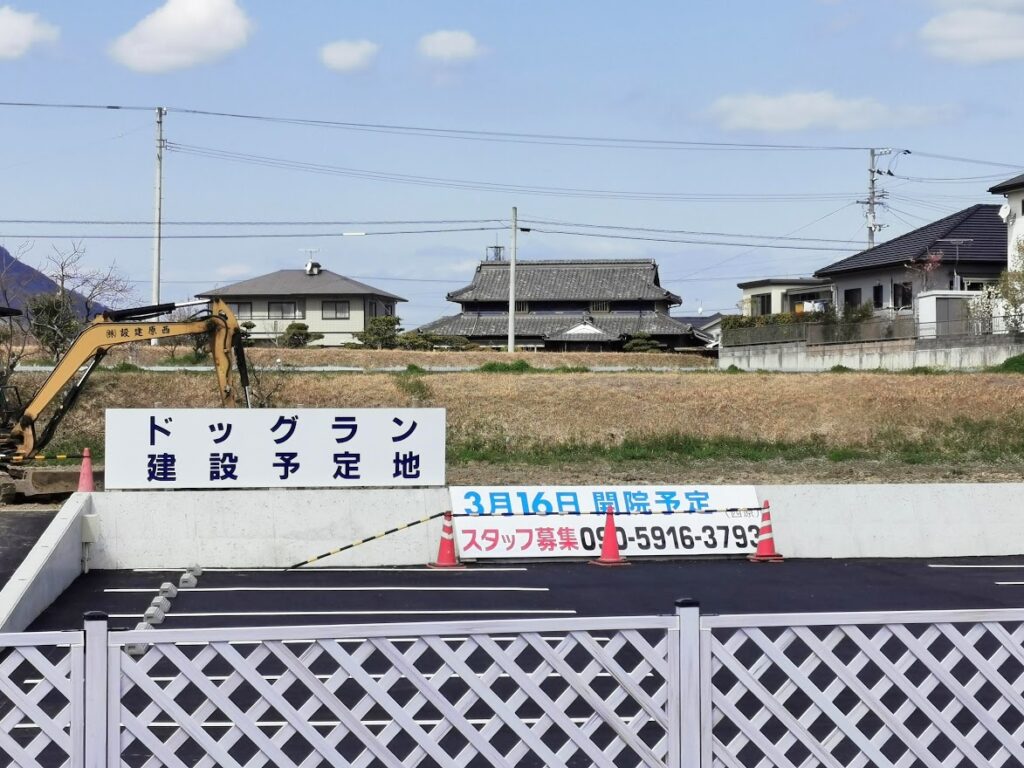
(83, 611), (109, 768)
(676, 598), (701, 768)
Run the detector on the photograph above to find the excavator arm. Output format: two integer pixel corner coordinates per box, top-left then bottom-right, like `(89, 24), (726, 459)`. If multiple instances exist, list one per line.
(1, 298), (250, 459)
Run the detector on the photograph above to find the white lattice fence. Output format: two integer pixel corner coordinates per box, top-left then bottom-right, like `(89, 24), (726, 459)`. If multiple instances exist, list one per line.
(0, 631), (82, 768)
(106, 616), (677, 768)
(702, 610), (1024, 768)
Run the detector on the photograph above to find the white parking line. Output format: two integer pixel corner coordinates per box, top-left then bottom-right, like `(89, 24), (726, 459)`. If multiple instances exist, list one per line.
(928, 564), (1024, 569)
(110, 609), (577, 618)
(105, 586), (548, 593)
(994, 581), (1024, 585)
(131, 567), (529, 573)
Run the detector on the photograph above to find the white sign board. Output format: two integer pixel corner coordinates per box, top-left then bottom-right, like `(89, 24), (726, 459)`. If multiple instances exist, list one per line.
(450, 485), (761, 558)
(105, 408), (445, 489)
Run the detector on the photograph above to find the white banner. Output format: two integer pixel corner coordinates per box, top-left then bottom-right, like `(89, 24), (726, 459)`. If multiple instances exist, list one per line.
(449, 485), (761, 558)
(449, 485), (758, 517)
(454, 510), (762, 558)
(105, 408), (445, 489)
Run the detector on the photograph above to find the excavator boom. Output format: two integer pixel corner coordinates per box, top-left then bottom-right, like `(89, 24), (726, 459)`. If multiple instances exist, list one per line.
(0, 298), (249, 459)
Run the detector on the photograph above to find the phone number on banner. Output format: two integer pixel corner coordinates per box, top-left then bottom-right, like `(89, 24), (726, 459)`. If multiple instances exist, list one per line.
(454, 511), (760, 558)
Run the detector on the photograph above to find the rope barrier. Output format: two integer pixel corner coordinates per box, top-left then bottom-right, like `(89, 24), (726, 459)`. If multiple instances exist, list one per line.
(288, 505), (765, 569)
(0, 454), (85, 462)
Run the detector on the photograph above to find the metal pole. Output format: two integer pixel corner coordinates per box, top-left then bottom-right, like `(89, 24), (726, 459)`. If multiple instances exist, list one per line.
(508, 206), (517, 353)
(151, 107), (166, 345)
(867, 148), (876, 249)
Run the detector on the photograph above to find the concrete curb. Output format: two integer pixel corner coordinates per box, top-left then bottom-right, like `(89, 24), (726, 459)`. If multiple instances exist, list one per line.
(0, 493), (88, 633)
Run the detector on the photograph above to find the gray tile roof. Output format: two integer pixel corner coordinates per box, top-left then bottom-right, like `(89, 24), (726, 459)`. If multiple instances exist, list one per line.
(989, 173), (1024, 195)
(545, 321), (617, 342)
(417, 312), (694, 339)
(673, 313), (723, 329)
(815, 204), (1005, 277)
(447, 259), (681, 303)
(197, 269), (406, 301)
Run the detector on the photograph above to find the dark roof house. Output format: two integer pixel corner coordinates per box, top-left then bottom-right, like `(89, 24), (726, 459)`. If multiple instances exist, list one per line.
(815, 204), (1004, 278)
(813, 204), (1007, 312)
(419, 258), (698, 351)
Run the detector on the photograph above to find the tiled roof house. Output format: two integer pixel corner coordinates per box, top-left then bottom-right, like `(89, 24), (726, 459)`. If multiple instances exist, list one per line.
(418, 259), (698, 351)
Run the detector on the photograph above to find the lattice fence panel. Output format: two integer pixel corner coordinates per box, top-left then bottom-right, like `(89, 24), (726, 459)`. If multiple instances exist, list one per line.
(112, 623), (673, 768)
(0, 633), (82, 768)
(707, 619), (1024, 768)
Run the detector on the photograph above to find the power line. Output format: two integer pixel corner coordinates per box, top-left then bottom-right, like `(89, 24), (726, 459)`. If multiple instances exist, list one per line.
(518, 217), (866, 244)
(167, 142), (862, 202)
(4, 101), (1024, 170)
(0, 226), (504, 240)
(526, 227), (855, 252)
(0, 218), (504, 227)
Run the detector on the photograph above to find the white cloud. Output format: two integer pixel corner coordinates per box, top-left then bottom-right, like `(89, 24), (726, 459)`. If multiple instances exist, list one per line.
(0, 6), (58, 60)
(707, 90), (948, 132)
(921, 3), (1024, 63)
(110, 0), (252, 73)
(417, 30), (482, 63)
(320, 39), (379, 72)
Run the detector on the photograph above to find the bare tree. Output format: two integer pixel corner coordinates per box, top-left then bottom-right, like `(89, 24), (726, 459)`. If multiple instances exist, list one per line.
(42, 242), (133, 318)
(27, 242), (136, 359)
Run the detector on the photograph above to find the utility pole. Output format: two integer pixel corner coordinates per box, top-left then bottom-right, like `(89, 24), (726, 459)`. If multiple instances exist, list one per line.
(150, 107), (166, 344)
(859, 147), (898, 249)
(508, 206), (517, 353)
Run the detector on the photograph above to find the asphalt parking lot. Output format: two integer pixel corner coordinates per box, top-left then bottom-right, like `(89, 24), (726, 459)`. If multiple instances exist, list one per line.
(29, 555), (1024, 631)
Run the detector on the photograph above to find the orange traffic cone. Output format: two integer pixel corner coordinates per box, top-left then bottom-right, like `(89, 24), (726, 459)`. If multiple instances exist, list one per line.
(749, 500), (783, 563)
(77, 448), (94, 492)
(428, 511), (464, 569)
(590, 506), (629, 566)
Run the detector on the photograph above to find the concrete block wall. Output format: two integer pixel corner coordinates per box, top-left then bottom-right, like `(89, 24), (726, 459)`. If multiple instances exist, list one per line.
(720, 339), (1024, 372)
(88, 488), (450, 569)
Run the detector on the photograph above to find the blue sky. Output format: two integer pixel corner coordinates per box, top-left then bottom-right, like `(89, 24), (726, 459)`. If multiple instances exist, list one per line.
(1, 0), (1023, 326)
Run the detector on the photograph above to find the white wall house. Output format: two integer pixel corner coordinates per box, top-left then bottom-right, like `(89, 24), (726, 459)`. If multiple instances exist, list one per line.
(197, 261), (407, 346)
(814, 204), (1007, 316)
(737, 278), (832, 316)
(989, 173), (1024, 271)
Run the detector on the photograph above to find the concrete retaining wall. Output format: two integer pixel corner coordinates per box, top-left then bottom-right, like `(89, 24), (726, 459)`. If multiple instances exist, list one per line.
(763, 483), (1024, 558)
(720, 339), (1024, 372)
(80, 483), (1024, 568)
(0, 493), (88, 633)
(89, 488), (450, 569)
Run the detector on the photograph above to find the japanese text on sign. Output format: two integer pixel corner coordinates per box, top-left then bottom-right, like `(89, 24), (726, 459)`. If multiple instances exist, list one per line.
(449, 485), (758, 516)
(105, 408), (446, 489)
(449, 485), (760, 558)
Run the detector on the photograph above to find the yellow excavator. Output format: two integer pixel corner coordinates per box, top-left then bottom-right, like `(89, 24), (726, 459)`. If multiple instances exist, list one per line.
(0, 298), (250, 498)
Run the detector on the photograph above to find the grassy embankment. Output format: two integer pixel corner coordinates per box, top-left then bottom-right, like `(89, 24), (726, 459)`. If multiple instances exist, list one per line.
(15, 357), (1024, 482)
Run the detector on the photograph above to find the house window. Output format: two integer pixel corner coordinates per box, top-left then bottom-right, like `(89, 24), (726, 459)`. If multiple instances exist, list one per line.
(383, 303), (394, 316)
(872, 285), (883, 310)
(515, 301), (529, 312)
(843, 288), (862, 308)
(368, 301), (377, 318)
(226, 302), (252, 319)
(893, 282), (913, 309)
(750, 293), (772, 316)
(963, 278), (995, 292)
(267, 302), (297, 319)
(590, 301), (610, 313)
(322, 300), (350, 320)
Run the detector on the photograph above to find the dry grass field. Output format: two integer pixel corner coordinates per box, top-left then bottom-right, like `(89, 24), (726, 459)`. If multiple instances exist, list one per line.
(14, 367), (1024, 483)
(22, 345), (712, 370)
